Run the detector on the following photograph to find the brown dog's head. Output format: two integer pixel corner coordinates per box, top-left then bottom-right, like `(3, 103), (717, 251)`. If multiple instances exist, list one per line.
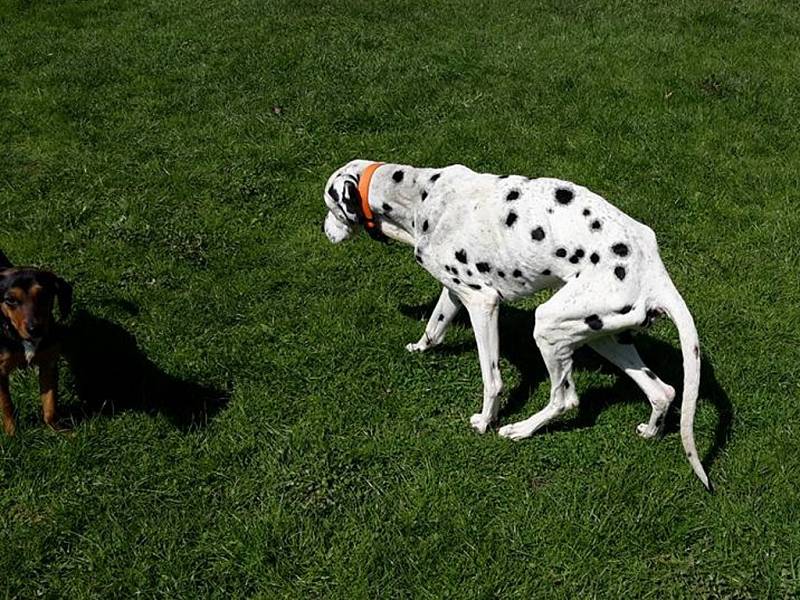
(0, 268), (72, 346)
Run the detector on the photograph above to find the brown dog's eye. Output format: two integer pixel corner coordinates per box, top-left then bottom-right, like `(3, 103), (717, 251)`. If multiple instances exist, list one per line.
(3, 298), (19, 308)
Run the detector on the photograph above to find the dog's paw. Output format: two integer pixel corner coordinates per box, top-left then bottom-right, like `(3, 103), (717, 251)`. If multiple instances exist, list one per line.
(636, 422), (659, 439)
(469, 413), (491, 434)
(498, 422), (534, 441)
(405, 341), (427, 353)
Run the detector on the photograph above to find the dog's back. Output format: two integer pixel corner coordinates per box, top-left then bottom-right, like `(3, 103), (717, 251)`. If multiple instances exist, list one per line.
(417, 166), (654, 301)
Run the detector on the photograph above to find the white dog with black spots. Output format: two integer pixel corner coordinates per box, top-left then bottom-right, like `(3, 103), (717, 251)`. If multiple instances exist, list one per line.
(323, 160), (709, 489)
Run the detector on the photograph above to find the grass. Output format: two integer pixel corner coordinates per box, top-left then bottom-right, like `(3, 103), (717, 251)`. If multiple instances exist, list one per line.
(1, 0), (799, 596)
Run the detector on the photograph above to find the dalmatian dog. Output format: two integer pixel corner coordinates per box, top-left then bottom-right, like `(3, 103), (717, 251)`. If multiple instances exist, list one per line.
(323, 160), (709, 489)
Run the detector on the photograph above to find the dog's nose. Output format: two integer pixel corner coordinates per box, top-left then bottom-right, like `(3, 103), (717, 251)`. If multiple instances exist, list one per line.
(27, 323), (42, 338)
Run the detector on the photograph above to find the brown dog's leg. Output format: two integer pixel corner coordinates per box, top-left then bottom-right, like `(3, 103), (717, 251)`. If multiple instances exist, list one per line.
(0, 375), (15, 435)
(39, 361), (58, 428)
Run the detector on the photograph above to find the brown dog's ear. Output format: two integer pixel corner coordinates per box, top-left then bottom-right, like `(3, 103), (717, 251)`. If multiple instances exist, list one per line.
(54, 277), (73, 320)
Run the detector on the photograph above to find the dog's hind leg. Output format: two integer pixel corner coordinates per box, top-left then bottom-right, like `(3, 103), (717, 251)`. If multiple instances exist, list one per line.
(462, 293), (502, 434)
(498, 300), (582, 440)
(588, 335), (675, 438)
(498, 276), (643, 441)
(406, 287), (462, 352)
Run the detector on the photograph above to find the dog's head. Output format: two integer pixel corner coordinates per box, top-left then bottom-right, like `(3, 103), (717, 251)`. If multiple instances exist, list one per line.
(0, 267), (72, 354)
(322, 160), (373, 243)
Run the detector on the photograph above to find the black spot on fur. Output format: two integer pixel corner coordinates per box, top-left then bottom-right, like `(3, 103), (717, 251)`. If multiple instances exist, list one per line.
(497, 270), (506, 278)
(415, 253), (423, 264)
(694, 345), (700, 358)
(547, 208), (553, 214)
(430, 173), (441, 182)
(616, 331), (635, 344)
(530, 226), (545, 241)
(476, 262), (491, 273)
(452, 278), (461, 285)
(513, 269), (522, 278)
(382, 203), (393, 212)
(644, 368), (656, 380)
(328, 185), (339, 201)
(466, 269), (473, 276)
(422, 220), (429, 232)
(438, 314), (445, 321)
(498, 174), (510, 179)
(563, 380), (570, 389)
(618, 305), (633, 314)
(585, 315), (604, 330)
(555, 188), (573, 204)
(582, 208), (591, 216)
(411, 219), (415, 228)
(392, 170), (404, 183)
(542, 269), (551, 276)
(506, 190), (520, 201)
(467, 283), (481, 290)
(569, 248), (585, 263)
(555, 248), (567, 258)
(455, 249), (468, 263)
(612, 243), (629, 257)
(506, 212), (518, 227)
(614, 266), (626, 280)
(421, 191), (428, 201)
(591, 220), (602, 230)
(590, 252), (600, 264)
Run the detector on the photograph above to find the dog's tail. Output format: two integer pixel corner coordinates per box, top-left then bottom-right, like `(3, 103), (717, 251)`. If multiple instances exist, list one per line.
(657, 276), (710, 491)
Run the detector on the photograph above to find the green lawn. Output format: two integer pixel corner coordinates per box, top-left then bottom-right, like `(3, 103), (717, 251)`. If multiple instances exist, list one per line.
(1, 0), (799, 596)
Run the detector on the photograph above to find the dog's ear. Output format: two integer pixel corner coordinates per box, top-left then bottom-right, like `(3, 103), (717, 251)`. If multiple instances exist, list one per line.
(0, 250), (12, 269)
(53, 277), (73, 320)
(340, 178), (363, 224)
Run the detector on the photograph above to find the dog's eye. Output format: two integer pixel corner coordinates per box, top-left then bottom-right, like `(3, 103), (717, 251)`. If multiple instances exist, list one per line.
(3, 298), (19, 308)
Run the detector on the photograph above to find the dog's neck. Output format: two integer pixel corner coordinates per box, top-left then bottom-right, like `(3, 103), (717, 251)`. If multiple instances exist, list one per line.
(360, 163), (437, 246)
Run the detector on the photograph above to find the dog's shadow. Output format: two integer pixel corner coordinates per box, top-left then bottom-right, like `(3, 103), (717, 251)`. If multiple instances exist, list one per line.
(59, 307), (230, 430)
(400, 299), (732, 474)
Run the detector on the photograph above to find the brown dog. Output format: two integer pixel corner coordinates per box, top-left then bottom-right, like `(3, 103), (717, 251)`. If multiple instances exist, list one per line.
(0, 252), (72, 434)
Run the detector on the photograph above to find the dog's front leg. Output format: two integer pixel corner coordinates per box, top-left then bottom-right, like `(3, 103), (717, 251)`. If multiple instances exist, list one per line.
(0, 375), (15, 435)
(406, 287), (462, 352)
(38, 360), (58, 428)
(464, 295), (502, 434)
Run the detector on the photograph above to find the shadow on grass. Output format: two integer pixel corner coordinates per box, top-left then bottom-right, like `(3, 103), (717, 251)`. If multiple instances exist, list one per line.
(400, 298), (732, 476)
(60, 309), (230, 430)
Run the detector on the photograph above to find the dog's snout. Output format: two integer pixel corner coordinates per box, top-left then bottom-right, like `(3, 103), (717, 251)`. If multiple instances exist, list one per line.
(26, 321), (42, 338)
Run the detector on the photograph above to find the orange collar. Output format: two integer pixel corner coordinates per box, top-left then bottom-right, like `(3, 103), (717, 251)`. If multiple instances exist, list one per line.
(358, 162), (383, 233)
